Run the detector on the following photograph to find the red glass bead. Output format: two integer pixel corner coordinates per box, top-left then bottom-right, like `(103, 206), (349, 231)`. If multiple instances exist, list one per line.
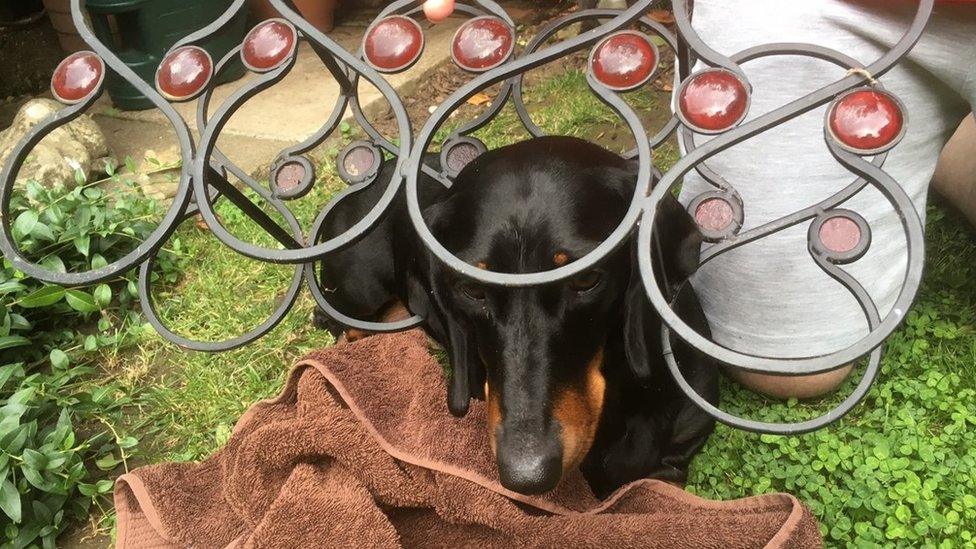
(828, 89), (904, 153)
(156, 46), (213, 102)
(51, 51), (103, 104)
(590, 31), (658, 91)
(678, 69), (749, 133)
(452, 16), (514, 72)
(695, 197), (734, 232)
(242, 19), (297, 72)
(819, 216), (861, 254)
(364, 16), (424, 73)
(276, 162), (306, 192)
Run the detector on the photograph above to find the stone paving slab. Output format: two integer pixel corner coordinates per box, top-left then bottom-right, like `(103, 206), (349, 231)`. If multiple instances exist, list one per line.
(90, 16), (465, 144)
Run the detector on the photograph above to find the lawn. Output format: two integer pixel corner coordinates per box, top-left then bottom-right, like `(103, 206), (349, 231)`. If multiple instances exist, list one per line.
(107, 66), (976, 547)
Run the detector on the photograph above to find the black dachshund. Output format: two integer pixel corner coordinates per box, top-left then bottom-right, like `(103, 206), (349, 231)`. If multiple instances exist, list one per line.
(315, 136), (718, 498)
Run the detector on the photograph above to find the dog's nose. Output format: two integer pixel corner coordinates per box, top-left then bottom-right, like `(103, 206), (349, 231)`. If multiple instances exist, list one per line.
(495, 430), (563, 495)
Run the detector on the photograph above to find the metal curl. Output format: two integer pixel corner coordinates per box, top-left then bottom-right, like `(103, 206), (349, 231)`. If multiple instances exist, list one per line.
(191, 0), (416, 264)
(512, 9), (679, 147)
(636, 0), (930, 377)
(0, 0), (937, 433)
(137, 188), (305, 352)
(404, 0), (659, 288)
(0, 0), (196, 288)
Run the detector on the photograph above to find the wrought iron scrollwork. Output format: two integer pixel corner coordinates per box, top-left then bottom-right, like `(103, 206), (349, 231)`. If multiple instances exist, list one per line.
(0, 0), (933, 433)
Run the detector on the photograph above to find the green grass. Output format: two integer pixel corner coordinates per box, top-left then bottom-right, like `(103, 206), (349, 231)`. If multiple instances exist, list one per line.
(114, 68), (976, 546)
(685, 204), (976, 546)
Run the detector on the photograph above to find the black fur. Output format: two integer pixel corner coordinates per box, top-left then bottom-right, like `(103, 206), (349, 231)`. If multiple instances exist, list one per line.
(316, 136), (718, 498)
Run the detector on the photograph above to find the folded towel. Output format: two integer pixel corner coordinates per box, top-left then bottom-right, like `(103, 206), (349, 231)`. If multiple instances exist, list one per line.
(114, 330), (823, 548)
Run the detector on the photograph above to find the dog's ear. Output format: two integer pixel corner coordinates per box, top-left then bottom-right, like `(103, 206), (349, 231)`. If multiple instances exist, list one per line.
(623, 195), (702, 382)
(404, 203), (486, 418)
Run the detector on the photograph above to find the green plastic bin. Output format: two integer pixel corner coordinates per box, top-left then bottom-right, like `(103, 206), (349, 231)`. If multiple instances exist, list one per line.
(86, 0), (249, 110)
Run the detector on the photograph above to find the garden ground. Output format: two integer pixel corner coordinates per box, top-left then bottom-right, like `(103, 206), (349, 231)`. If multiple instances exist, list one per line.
(3, 6), (974, 548)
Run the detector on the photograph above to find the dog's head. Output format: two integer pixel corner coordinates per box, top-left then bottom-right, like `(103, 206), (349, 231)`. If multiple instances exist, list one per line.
(406, 136), (701, 494)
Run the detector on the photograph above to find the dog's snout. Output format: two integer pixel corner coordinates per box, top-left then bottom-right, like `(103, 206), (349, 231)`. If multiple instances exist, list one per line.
(495, 427), (563, 495)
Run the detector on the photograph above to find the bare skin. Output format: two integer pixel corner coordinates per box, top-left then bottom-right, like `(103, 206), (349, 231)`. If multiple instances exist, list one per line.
(732, 114), (976, 400)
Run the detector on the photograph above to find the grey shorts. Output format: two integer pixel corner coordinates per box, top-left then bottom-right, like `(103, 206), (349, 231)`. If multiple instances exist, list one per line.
(677, 0), (976, 359)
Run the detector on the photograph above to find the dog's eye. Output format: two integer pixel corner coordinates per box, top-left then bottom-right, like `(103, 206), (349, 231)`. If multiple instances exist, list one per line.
(570, 271), (602, 293)
(460, 283), (487, 301)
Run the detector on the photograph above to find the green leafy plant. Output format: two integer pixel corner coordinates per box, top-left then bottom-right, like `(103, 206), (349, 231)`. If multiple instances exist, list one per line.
(686, 206), (976, 547)
(0, 167), (183, 548)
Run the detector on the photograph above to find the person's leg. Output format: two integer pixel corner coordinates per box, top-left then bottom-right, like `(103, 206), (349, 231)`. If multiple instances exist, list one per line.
(741, 118), (973, 401)
(933, 114), (976, 228)
(678, 1), (976, 399)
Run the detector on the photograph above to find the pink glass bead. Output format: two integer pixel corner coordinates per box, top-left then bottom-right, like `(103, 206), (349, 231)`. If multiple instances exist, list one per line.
(695, 197), (735, 232)
(819, 216), (862, 254)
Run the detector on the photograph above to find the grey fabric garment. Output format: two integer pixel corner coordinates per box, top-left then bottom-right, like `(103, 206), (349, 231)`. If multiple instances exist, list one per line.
(676, 0), (976, 359)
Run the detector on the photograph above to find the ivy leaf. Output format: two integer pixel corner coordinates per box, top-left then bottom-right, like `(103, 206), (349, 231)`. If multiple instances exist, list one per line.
(73, 234), (91, 257)
(117, 436), (138, 449)
(94, 454), (121, 471)
(93, 285), (112, 309)
(21, 449), (48, 470)
(0, 281), (27, 296)
(30, 222), (56, 243)
(0, 478), (21, 523)
(40, 255), (66, 274)
(17, 286), (65, 308)
(0, 364), (24, 391)
(12, 211), (38, 240)
(0, 336), (30, 351)
(65, 290), (98, 313)
(90, 386), (113, 404)
(10, 314), (31, 331)
(50, 350), (69, 370)
(90, 254), (108, 270)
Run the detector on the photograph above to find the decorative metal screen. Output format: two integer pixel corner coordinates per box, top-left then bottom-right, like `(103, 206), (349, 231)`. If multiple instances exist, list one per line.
(0, 0), (932, 433)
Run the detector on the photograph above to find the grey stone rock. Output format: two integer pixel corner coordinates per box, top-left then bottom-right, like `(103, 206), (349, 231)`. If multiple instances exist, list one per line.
(0, 98), (110, 188)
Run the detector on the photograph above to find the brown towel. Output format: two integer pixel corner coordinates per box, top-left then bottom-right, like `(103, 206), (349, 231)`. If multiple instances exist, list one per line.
(114, 330), (823, 548)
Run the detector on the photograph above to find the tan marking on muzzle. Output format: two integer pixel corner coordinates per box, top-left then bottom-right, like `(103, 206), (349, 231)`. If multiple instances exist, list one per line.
(486, 381), (500, 457)
(553, 252), (569, 267)
(553, 346), (606, 474)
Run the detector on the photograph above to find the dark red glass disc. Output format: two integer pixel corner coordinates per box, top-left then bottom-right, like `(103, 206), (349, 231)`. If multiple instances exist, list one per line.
(678, 69), (749, 133)
(363, 16), (424, 73)
(819, 216), (861, 254)
(828, 89), (904, 153)
(695, 197), (734, 232)
(452, 16), (514, 72)
(242, 19), (297, 72)
(156, 46), (213, 101)
(51, 51), (103, 104)
(591, 31), (657, 91)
